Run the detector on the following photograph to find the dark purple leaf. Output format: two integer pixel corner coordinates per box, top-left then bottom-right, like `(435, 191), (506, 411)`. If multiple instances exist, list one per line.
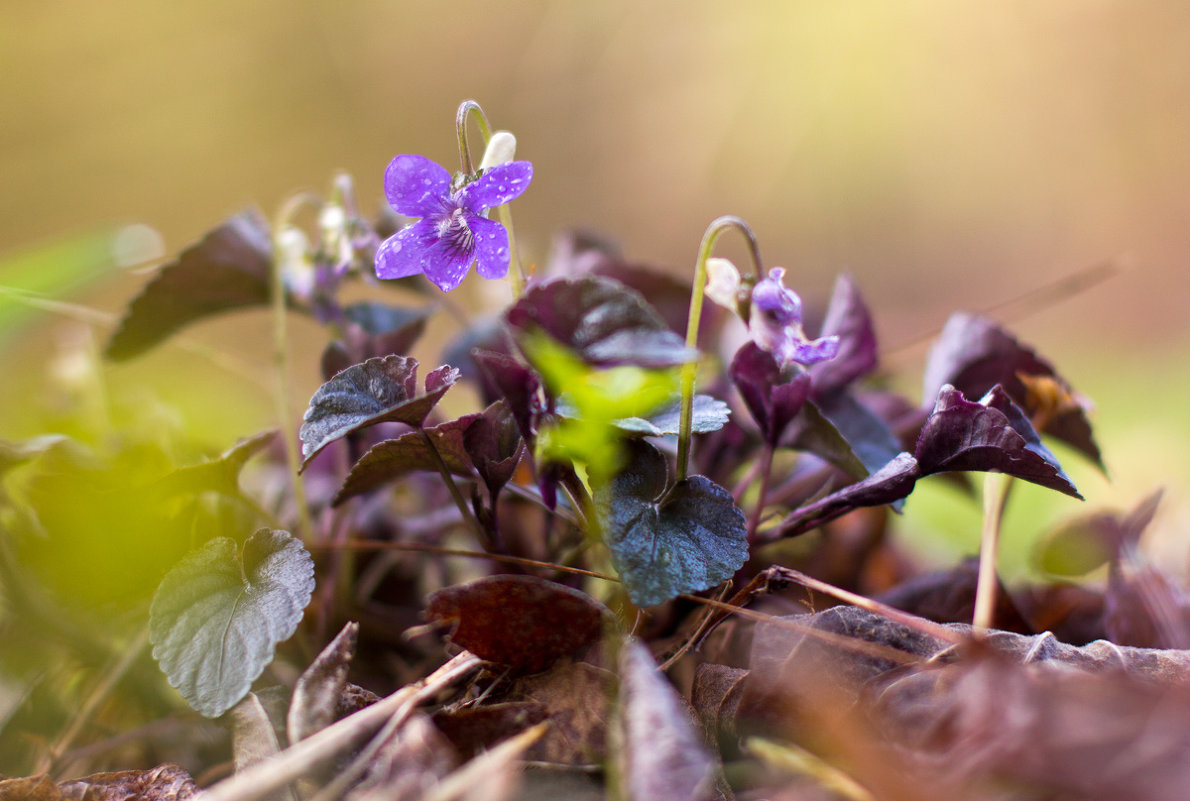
(332, 414), (479, 506)
(106, 211), (279, 361)
(321, 302), (433, 380)
(440, 319), (515, 405)
(463, 402), (524, 497)
(298, 356), (459, 468)
(473, 350), (542, 445)
(806, 274), (879, 396)
(915, 385), (1082, 498)
(595, 440), (747, 607)
(730, 342), (811, 446)
(811, 390), (903, 479)
(618, 639), (716, 801)
(425, 575), (609, 674)
(592, 260), (718, 339)
(768, 452), (920, 540)
(922, 312), (1102, 468)
(780, 400), (868, 481)
(1105, 562), (1190, 650)
(506, 276), (698, 368)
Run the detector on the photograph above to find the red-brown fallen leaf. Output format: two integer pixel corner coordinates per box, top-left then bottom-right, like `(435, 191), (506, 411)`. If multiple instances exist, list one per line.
(432, 703), (548, 760)
(507, 659), (615, 766)
(690, 663), (748, 747)
(425, 575), (609, 674)
(0, 765), (198, 801)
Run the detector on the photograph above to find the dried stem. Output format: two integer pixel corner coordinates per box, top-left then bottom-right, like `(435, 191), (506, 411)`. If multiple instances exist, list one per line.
(198, 652), (482, 801)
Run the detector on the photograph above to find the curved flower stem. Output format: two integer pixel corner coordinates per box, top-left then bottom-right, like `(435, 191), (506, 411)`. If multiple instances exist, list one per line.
(676, 215), (764, 482)
(455, 99), (526, 299)
(273, 194), (320, 543)
(972, 471), (1014, 630)
(455, 99), (493, 177)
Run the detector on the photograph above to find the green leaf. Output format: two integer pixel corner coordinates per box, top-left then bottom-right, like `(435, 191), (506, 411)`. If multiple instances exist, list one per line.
(298, 356), (460, 468)
(149, 529), (315, 718)
(557, 394), (730, 438)
(595, 441), (748, 607)
(0, 227), (123, 344)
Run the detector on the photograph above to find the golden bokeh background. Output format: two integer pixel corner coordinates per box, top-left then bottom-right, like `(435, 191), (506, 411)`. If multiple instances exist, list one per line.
(4, 1), (1190, 573)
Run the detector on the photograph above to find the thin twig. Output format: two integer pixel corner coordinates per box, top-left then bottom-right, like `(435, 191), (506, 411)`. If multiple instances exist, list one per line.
(198, 652), (481, 801)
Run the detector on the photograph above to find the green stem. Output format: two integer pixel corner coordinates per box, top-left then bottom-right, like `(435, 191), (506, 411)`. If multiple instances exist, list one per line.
(676, 215), (763, 481)
(497, 204), (525, 299)
(273, 194), (319, 543)
(455, 99), (493, 176)
(972, 472), (1014, 630)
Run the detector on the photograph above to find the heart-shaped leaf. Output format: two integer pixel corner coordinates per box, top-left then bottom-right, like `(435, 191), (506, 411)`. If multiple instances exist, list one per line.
(149, 529), (315, 718)
(426, 575), (610, 674)
(915, 384), (1082, 499)
(332, 413), (479, 505)
(595, 440), (748, 607)
(106, 211), (280, 361)
(922, 312), (1102, 469)
(299, 356), (459, 467)
(506, 276), (698, 368)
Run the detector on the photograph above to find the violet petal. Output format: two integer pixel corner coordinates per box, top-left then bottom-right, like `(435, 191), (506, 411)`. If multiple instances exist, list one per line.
(375, 221), (435, 280)
(469, 215), (511, 280)
(383, 155), (452, 217)
(460, 160), (533, 211)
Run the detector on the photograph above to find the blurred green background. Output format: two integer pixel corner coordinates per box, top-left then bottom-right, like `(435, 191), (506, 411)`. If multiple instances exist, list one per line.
(3, 0), (1190, 577)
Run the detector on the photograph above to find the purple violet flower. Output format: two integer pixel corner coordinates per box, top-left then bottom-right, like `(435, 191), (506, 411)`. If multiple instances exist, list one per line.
(749, 267), (840, 366)
(375, 154), (533, 292)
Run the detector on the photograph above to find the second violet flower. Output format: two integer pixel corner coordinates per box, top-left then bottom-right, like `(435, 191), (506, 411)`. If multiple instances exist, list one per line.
(375, 154), (533, 292)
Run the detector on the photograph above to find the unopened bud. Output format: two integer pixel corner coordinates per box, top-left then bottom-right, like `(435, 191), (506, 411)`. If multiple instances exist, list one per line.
(479, 131), (518, 170)
(705, 257), (742, 314)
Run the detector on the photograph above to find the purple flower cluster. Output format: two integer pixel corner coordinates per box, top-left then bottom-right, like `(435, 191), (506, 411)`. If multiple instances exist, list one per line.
(749, 267), (839, 366)
(375, 155), (533, 292)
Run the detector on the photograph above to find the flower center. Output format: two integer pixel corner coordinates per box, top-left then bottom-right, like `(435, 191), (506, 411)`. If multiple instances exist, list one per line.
(437, 207), (475, 257)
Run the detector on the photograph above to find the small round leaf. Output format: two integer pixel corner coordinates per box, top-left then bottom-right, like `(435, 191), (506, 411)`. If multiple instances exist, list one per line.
(150, 529), (315, 718)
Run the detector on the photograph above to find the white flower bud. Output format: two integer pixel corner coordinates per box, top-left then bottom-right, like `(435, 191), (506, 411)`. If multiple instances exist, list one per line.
(277, 226), (315, 298)
(479, 131), (518, 170)
(704, 257), (742, 313)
